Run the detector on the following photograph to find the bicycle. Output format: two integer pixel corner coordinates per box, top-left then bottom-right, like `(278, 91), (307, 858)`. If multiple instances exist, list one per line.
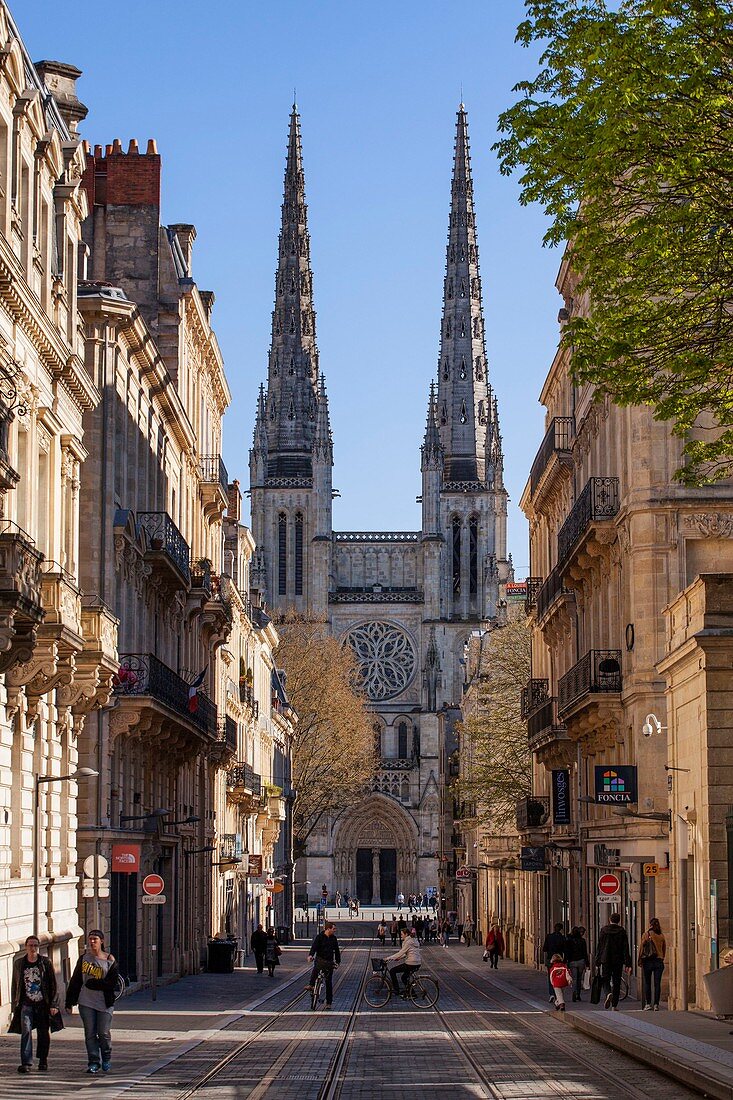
(363, 959), (439, 1009)
(311, 968), (326, 1010)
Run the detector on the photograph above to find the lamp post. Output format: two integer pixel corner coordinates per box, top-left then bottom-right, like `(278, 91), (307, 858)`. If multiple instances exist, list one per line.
(34, 767), (98, 940)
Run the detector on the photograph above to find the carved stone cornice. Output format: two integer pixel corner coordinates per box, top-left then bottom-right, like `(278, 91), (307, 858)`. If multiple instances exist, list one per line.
(682, 513), (733, 538)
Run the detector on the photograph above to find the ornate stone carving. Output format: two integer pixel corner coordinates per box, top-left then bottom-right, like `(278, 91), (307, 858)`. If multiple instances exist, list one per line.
(344, 621), (417, 701)
(683, 513), (733, 538)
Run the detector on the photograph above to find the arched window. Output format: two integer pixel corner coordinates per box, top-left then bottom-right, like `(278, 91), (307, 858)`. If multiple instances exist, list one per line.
(294, 512), (304, 595)
(397, 721), (408, 759)
(278, 512), (287, 595)
(452, 516), (461, 597)
(469, 515), (479, 596)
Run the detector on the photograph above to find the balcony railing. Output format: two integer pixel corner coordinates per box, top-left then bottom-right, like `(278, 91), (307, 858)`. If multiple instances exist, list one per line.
(239, 681), (260, 718)
(191, 558), (213, 593)
(114, 653), (216, 735)
(558, 649), (622, 716)
(220, 832), (243, 862)
(520, 678), (549, 720)
(217, 714), (238, 754)
(137, 512), (190, 581)
(530, 417), (575, 495)
(227, 761), (262, 797)
(557, 477), (620, 569)
(536, 565), (571, 621)
(199, 454), (229, 494)
(527, 697), (561, 742)
(524, 577), (543, 616)
(516, 795), (549, 832)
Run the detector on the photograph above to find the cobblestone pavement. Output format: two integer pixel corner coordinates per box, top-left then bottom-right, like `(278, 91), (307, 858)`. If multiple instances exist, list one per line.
(0, 930), (703, 1098)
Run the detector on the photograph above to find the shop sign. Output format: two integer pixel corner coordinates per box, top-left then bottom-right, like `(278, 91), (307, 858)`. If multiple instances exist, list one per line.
(248, 854), (263, 876)
(552, 769), (571, 825)
(594, 844), (621, 867)
(111, 843), (140, 873)
(520, 845), (546, 872)
(594, 765), (637, 804)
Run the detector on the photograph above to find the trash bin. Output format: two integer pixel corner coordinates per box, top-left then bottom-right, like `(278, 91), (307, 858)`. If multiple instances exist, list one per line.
(207, 938), (237, 973)
(703, 965), (733, 1016)
(276, 926), (290, 945)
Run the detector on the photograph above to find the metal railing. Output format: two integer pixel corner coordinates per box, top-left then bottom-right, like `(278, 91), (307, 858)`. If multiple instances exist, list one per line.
(530, 417), (574, 495)
(199, 454), (229, 494)
(114, 653), (216, 735)
(217, 714), (238, 754)
(558, 649), (622, 715)
(536, 565), (571, 620)
(226, 762), (262, 797)
(191, 558), (213, 593)
(520, 678), (549, 720)
(557, 477), (620, 569)
(516, 795), (549, 832)
(137, 512), (190, 581)
(220, 833), (243, 862)
(524, 577), (543, 616)
(527, 697), (561, 742)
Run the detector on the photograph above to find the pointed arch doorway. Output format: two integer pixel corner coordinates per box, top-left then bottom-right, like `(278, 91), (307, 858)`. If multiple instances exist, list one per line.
(334, 795), (418, 905)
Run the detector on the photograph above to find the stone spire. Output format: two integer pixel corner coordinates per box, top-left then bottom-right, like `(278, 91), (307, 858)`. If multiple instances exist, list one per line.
(421, 382), (443, 471)
(313, 373), (333, 463)
(435, 104), (493, 486)
(261, 104), (321, 481)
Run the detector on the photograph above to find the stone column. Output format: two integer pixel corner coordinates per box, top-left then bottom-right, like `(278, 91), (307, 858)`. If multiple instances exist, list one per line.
(372, 847), (381, 905)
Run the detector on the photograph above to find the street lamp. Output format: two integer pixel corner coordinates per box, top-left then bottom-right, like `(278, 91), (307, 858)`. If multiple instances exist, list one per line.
(34, 767), (98, 939)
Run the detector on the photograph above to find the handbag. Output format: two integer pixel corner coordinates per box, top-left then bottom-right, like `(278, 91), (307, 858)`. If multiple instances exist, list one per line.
(590, 972), (603, 1005)
(482, 950), (489, 961)
(582, 967), (591, 991)
(49, 1011), (65, 1034)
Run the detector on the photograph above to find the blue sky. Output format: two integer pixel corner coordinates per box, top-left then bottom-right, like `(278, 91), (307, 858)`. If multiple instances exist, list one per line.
(22, 0), (561, 575)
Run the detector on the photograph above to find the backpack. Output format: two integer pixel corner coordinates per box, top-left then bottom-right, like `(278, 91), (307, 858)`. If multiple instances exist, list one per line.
(550, 964), (572, 989)
(640, 935), (658, 960)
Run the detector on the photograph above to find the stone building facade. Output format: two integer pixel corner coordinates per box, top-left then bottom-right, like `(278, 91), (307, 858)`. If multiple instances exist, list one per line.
(519, 254), (733, 993)
(249, 105), (511, 904)
(0, 9), (119, 1013)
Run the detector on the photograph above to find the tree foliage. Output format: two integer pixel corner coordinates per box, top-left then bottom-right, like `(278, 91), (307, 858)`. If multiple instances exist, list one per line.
(274, 613), (376, 853)
(495, 0), (733, 483)
(457, 618), (532, 829)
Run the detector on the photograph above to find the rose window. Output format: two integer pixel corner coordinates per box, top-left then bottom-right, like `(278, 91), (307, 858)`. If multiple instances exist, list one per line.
(345, 621), (416, 701)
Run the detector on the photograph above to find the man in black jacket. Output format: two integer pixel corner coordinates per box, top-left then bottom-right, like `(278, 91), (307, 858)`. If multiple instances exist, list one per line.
(10, 936), (60, 1074)
(595, 912), (632, 1009)
(250, 924), (267, 974)
(306, 922), (341, 1008)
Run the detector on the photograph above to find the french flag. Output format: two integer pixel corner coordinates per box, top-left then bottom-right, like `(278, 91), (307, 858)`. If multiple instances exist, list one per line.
(188, 667), (207, 713)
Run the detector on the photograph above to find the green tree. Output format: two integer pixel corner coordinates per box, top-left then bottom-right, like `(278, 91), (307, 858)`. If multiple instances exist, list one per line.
(496, 0), (733, 483)
(274, 613), (376, 855)
(457, 618), (531, 829)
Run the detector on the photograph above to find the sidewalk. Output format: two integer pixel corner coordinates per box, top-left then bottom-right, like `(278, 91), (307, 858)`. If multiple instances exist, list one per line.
(452, 944), (733, 1100)
(0, 940), (311, 1097)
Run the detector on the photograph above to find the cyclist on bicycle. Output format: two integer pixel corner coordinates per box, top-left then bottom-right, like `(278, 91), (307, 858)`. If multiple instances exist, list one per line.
(306, 922), (340, 1009)
(386, 927), (421, 996)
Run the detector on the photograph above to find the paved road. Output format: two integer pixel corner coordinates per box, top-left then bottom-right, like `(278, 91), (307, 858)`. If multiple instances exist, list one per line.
(0, 931), (701, 1098)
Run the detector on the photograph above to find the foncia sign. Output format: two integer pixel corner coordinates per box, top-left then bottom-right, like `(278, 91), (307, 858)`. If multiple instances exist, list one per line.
(594, 766), (638, 805)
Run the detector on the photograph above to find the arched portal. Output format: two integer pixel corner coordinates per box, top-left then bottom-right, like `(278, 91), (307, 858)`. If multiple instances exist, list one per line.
(332, 794), (418, 905)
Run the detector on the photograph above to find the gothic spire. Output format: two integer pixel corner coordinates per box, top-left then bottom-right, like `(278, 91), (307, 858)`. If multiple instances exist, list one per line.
(262, 104), (322, 480)
(435, 104), (493, 486)
(421, 382), (443, 471)
(313, 373), (333, 463)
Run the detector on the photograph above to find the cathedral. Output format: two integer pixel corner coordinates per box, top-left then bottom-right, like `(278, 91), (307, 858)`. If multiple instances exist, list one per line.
(249, 104), (511, 904)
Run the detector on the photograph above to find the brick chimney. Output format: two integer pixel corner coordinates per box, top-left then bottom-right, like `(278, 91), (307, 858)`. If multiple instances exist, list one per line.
(227, 480), (241, 521)
(35, 61), (88, 132)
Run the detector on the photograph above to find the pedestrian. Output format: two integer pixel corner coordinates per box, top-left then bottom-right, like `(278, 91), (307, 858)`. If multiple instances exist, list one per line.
(390, 917), (399, 946)
(10, 934), (61, 1074)
(484, 924), (505, 969)
(595, 912), (632, 1011)
(415, 916), (424, 943)
(65, 929), (120, 1075)
(398, 916), (407, 935)
(397, 891), (404, 911)
(548, 953), (572, 1012)
(335, 890), (342, 909)
(423, 892), (429, 910)
(429, 916), (438, 943)
(344, 892), (350, 908)
(464, 917), (474, 946)
(456, 919), (465, 944)
(638, 917), (666, 1011)
(441, 918), (451, 947)
(265, 928), (282, 977)
(542, 922), (567, 1002)
(250, 923), (267, 974)
(565, 926), (589, 1002)
(353, 898), (359, 916)
(377, 921), (387, 946)
(431, 895), (438, 913)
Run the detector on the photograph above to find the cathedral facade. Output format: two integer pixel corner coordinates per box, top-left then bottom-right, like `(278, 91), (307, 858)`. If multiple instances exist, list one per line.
(249, 105), (511, 904)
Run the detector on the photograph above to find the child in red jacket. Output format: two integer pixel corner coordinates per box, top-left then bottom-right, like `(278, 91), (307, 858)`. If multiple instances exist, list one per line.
(549, 953), (572, 1011)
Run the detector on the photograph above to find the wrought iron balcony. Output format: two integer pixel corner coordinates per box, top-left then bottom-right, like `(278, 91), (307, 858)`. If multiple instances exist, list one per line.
(226, 761), (262, 798)
(557, 477), (620, 570)
(191, 558), (213, 594)
(524, 577), (543, 616)
(220, 832), (243, 862)
(114, 652), (216, 736)
(530, 417), (575, 496)
(199, 454), (229, 494)
(216, 714), (238, 754)
(536, 565), (572, 621)
(516, 795), (549, 832)
(520, 678), (549, 720)
(137, 512), (190, 584)
(239, 681), (259, 718)
(527, 697), (559, 742)
(558, 649), (622, 717)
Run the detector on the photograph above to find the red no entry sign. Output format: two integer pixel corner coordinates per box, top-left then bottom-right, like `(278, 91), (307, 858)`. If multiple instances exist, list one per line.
(142, 873), (164, 896)
(598, 872), (620, 896)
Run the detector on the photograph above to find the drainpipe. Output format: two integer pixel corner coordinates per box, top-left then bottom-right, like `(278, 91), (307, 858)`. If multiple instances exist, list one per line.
(677, 815), (689, 1011)
(726, 806), (733, 949)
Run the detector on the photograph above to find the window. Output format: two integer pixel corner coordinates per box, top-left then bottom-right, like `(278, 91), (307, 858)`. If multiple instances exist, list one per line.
(398, 722), (408, 759)
(452, 516), (461, 597)
(278, 512), (287, 595)
(469, 515), (478, 596)
(294, 512), (303, 595)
